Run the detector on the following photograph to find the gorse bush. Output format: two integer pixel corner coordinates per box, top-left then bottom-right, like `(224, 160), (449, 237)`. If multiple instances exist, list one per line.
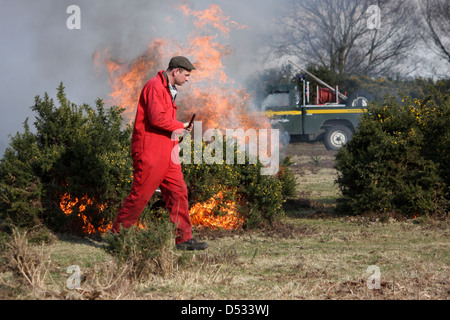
(0, 83), (295, 234)
(180, 136), (296, 229)
(0, 120), (43, 229)
(335, 91), (449, 218)
(0, 83), (133, 234)
(104, 218), (176, 279)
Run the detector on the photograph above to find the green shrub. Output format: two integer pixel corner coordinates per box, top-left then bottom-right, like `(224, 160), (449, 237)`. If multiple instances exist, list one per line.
(0, 83), (133, 234)
(104, 217), (176, 279)
(278, 156), (298, 199)
(335, 93), (449, 218)
(0, 120), (43, 230)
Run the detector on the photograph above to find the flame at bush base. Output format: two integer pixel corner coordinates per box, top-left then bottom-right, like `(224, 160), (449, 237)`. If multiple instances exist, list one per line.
(59, 193), (112, 234)
(59, 193), (147, 235)
(189, 191), (244, 230)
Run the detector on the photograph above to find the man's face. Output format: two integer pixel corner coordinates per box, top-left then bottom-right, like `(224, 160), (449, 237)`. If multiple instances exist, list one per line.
(173, 68), (191, 86)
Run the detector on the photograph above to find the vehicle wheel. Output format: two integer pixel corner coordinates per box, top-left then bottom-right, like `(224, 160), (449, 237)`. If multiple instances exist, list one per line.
(346, 91), (373, 108)
(324, 125), (353, 150)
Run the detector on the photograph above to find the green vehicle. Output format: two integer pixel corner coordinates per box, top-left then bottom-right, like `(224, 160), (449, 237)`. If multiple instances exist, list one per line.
(264, 68), (371, 150)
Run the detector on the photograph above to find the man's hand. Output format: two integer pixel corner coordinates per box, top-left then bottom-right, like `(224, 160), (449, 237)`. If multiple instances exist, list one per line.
(183, 121), (193, 132)
(183, 114), (196, 133)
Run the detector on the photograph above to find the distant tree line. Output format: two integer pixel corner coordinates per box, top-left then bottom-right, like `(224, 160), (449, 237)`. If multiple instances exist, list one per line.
(271, 0), (449, 77)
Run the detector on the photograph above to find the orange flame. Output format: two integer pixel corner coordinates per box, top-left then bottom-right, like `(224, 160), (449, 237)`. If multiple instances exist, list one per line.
(189, 191), (244, 230)
(94, 4), (270, 133)
(176, 4), (268, 132)
(59, 193), (145, 234)
(94, 40), (166, 121)
(179, 4), (247, 38)
(59, 193), (111, 234)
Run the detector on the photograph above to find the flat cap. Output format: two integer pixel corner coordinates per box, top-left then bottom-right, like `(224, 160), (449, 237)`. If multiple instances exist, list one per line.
(169, 56), (196, 71)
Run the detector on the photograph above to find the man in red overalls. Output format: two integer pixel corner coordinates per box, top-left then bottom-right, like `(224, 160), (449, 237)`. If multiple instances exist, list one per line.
(112, 56), (208, 251)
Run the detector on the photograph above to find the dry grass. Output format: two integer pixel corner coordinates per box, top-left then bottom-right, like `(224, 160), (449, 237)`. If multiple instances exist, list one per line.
(1, 217), (448, 300)
(0, 142), (448, 300)
(0, 228), (53, 297)
(189, 216), (449, 300)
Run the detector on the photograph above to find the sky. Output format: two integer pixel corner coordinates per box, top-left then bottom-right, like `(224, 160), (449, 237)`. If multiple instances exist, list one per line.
(0, 0), (448, 158)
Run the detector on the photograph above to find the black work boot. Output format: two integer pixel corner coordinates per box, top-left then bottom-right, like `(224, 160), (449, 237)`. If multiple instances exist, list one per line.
(176, 238), (208, 251)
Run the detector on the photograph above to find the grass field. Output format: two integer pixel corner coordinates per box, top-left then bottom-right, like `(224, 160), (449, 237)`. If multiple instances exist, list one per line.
(1, 142), (448, 300)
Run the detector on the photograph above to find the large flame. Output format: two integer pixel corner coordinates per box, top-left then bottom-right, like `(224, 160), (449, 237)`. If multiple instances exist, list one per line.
(94, 3), (270, 132)
(189, 191), (244, 230)
(93, 40), (166, 121)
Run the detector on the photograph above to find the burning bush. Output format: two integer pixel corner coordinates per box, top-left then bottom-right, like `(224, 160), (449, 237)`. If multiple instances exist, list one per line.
(335, 91), (449, 218)
(182, 139), (296, 229)
(0, 83), (296, 235)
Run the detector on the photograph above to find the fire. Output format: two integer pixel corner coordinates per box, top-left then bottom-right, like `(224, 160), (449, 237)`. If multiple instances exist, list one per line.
(93, 40), (166, 121)
(59, 193), (111, 234)
(189, 191), (244, 230)
(179, 4), (247, 38)
(59, 193), (146, 234)
(94, 3), (271, 133)
(175, 4), (269, 132)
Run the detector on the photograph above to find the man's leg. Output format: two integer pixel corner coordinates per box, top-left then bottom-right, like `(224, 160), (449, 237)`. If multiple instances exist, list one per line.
(159, 163), (192, 244)
(112, 153), (166, 233)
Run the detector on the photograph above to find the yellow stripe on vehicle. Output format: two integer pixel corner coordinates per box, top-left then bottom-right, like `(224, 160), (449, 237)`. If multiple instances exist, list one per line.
(265, 110), (303, 116)
(265, 109), (365, 116)
(307, 109), (365, 114)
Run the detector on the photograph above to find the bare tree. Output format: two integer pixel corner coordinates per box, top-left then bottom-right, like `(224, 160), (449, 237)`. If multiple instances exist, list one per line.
(419, 0), (450, 63)
(274, 0), (418, 77)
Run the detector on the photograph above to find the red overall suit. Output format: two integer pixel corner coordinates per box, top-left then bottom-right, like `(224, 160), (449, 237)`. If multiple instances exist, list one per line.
(112, 70), (192, 244)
